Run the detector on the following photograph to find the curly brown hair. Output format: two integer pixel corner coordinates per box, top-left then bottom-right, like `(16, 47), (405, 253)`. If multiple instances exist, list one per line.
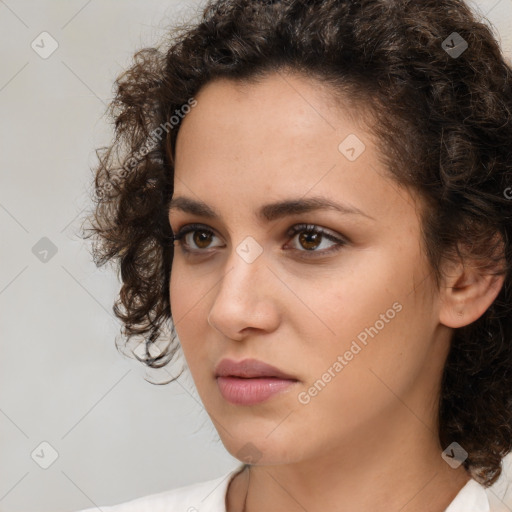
(81, 0), (512, 487)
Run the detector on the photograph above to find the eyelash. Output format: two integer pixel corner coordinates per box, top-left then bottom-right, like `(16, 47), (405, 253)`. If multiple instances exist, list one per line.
(171, 223), (347, 259)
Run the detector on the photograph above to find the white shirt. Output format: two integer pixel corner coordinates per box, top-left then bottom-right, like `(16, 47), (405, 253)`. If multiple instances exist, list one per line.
(77, 463), (495, 512)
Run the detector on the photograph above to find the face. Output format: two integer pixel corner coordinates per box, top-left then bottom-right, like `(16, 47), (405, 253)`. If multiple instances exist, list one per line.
(168, 71), (446, 466)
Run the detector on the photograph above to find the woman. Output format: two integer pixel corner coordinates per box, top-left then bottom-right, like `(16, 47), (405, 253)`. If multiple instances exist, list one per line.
(79, 0), (512, 510)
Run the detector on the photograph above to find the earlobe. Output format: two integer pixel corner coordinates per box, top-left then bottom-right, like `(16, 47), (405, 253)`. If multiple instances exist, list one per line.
(438, 258), (505, 329)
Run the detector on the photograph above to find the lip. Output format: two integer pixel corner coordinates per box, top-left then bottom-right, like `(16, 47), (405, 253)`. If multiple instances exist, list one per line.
(215, 358), (298, 380)
(215, 358), (299, 405)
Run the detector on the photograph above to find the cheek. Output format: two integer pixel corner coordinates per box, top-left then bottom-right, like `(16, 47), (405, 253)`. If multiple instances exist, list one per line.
(169, 259), (203, 324)
(292, 308), (428, 444)
(295, 251), (430, 388)
(169, 264), (203, 354)
(169, 264), (217, 386)
(289, 262), (397, 346)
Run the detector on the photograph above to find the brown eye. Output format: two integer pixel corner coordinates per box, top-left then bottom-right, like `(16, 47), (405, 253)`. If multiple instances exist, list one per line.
(192, 230), (213, 249)
(172, 222), (347, 260)
(298, 231), (322, 251)
(173, 224), (222, 252)
(285, 224), (347, 258)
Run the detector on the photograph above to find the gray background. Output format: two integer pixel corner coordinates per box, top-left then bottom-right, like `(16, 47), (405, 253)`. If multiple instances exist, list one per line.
(0, 1), (511, 511)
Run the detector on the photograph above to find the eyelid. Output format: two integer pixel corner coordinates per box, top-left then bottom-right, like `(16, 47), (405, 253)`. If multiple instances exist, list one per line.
(285, 223), (347, 243)
(171, 224), (224, 260)
(284, 223), (347, 258)
(172, 222), (348, 258)
(172, 223), (224, 246)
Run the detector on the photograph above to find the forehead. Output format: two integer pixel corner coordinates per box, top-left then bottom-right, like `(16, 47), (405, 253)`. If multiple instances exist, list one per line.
(175, 73), (361, 176)
(172, 71), (421, 226)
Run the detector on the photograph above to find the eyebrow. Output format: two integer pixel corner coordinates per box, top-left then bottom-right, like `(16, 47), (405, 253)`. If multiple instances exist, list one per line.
(168, 195), (375, 222)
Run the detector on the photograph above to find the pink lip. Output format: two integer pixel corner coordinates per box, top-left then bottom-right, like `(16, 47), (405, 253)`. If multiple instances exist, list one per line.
(215, 358), (299, 405)
(215, 358), (298, 379)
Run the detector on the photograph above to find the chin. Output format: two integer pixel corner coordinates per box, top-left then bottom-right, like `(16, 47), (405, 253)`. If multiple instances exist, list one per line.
(217, 426), (306, 466)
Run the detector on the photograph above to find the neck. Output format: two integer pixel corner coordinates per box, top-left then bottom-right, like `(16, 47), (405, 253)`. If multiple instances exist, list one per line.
(227, 409), (471, 512)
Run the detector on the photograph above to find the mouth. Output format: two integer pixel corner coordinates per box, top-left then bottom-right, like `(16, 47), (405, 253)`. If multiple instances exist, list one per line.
(215, 358), (299, 405)
(215, 357), (298, 380)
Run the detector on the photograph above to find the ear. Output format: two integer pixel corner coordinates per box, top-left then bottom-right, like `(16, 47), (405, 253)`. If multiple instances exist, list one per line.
(438, 247), (506, 329)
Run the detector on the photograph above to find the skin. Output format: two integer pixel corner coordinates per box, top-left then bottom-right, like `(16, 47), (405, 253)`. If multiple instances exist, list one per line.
(168, 70), (504, 512)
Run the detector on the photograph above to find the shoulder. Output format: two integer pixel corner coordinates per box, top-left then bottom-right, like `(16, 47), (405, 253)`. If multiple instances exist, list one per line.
(444, 478), (496, 512)
(75, 463), (246, 512)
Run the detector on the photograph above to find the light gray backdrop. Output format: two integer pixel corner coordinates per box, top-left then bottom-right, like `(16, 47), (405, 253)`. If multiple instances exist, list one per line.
(1, 1), (511, 511)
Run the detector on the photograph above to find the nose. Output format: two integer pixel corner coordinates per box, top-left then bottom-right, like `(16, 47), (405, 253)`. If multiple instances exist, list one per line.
(207, 247), (280, 340)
